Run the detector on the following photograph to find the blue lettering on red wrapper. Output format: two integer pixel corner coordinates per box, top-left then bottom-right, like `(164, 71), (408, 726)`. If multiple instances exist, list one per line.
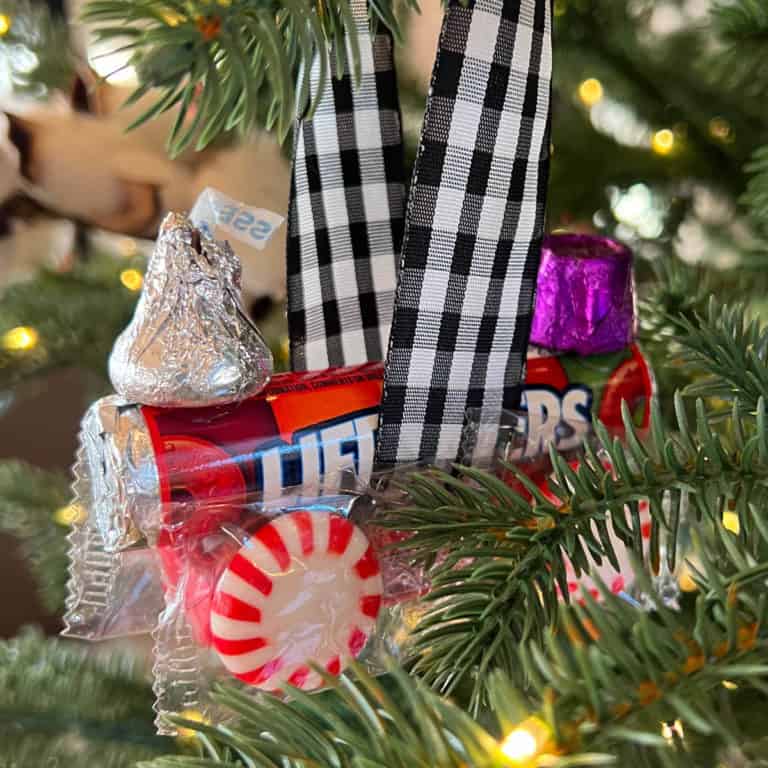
(511, 385), (594, 460)
(250, 409), (379, 502)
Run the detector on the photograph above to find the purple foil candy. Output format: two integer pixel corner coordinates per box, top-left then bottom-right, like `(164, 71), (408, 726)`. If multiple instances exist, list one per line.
(530, 234), (635, 356)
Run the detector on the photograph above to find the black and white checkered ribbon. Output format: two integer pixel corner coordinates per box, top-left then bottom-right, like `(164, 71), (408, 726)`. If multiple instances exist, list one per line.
(288, 0), (552, 466)
(377, 0), (552, 466)
(287, 0), (405, 370)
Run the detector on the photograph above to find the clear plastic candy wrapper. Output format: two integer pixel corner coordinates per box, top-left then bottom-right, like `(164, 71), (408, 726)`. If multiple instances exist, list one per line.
(63, 363), (387, 642)
(493, 407), (685, 611)
(151, 486), (425, 733)
(63, 340), (656, 639)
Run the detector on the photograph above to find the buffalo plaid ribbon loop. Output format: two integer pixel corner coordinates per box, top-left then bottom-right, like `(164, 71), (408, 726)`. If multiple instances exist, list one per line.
(288, 0), (553, 467)
(287, 0), (405, 371)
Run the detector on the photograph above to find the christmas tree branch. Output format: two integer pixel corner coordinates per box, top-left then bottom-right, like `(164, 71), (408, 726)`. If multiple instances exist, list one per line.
(139, 506), (768, 767)
(0, 628), (171, 767)
(742, 145), (768, 237)
(0, 461), (72, 613)
(82, 0), (412, 153)
(711, 0), (768, 101)
(0, 253), (141, 390)
(384, 391), (768, 710)
(676, 298), (768, 415)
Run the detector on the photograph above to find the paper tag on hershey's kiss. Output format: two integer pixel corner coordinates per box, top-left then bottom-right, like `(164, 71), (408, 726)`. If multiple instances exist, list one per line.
(190, 187), (285, 252)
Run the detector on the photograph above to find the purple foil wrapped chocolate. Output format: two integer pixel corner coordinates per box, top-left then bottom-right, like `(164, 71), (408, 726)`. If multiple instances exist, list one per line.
(530, 234), (635, 356)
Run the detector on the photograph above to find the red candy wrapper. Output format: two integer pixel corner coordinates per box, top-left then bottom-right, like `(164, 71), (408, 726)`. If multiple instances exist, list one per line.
(71, 346), (653, 557)
(143, 363), (383, 511)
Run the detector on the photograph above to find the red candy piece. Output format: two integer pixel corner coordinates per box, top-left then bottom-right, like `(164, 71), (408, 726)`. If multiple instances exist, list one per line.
(525, 356), (569, 391)
(598, 346), (654, 434)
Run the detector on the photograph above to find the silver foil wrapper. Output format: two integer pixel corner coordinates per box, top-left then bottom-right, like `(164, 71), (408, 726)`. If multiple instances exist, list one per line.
(74, 396), (160, 552)
(63, 402), (165, 639)
(109, 213), (273, 407)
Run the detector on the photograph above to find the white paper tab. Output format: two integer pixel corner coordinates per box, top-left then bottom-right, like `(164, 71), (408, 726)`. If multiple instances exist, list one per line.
(190, 187), (284, 252)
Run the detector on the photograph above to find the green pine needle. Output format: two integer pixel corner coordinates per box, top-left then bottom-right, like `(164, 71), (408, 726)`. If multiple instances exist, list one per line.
(138, 533), (768, 767)
(676, 298), (768, 414)
(0, 252), (142, 390)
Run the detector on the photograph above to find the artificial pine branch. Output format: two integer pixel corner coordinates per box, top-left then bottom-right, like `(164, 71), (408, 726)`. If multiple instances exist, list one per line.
(675, 298), (768, 415)
(0, 252), (141, 389)
(743, 145), (768, 236)
(384, 392), (768, 710)
(0, 461), (71, 613)
(138, 513), (768, 768)
(711, 0), (768, 102)
(0, 628), (171, 767)
(638, 259), (714, 346)
(82, 0), (414, 154)
(141, 664), (528, 768)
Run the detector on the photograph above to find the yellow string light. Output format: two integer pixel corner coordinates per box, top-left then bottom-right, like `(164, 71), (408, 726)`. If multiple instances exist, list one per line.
(500, 717), (553, 765)
(120, 269), (144, 292)
(161, 10), (185, 26)
(678, 566), (698, 593)
(709, 117), (733, 143)
(0, 14), (11, 36)
(651, 129), (676, 156)
(175, 708), (208, 742)
(501, 729), (538, 763)
(723, 510), (740, 535)
(661, 719), (684, 743)
(723, 680), (738, 690)
(577, 78), (604, 107)
(2, 326), (39, 352)
(54, 504), (86, 527)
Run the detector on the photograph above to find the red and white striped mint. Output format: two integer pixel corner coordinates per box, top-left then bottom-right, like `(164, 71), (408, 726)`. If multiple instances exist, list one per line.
(543, 459), (652, 604)
(210, 511), (383, 691)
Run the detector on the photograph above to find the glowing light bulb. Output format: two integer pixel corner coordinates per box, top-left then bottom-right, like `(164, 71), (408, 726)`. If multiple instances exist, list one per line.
(501, 728), (538, 762)
(723, 511), (740, 535)
(2, 326), (39, 352)
(678, 567), (698, 593)
(120, 269), (144, 292)
(0, 14), (11, 36)
(709, 117), (733, 143)
(723, 680), (738, 690)
(578, 78), (604, 107)
(176, 708), (208, 741)
(651, 129), (675, 156)
(54, 504), (86, 527)
(162, 10), (185, 26)
(661, 719), (684, 743)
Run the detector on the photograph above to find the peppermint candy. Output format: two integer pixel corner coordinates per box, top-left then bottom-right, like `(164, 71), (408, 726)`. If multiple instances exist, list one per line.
(211, 511), (383, 690)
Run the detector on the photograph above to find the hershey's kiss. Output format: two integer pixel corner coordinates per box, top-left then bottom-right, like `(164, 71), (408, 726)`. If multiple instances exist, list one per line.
(109, 213), (273, 407)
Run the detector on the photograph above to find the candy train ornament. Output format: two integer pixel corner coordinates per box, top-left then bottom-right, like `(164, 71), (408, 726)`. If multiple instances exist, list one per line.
(109, 212), (274, 407)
